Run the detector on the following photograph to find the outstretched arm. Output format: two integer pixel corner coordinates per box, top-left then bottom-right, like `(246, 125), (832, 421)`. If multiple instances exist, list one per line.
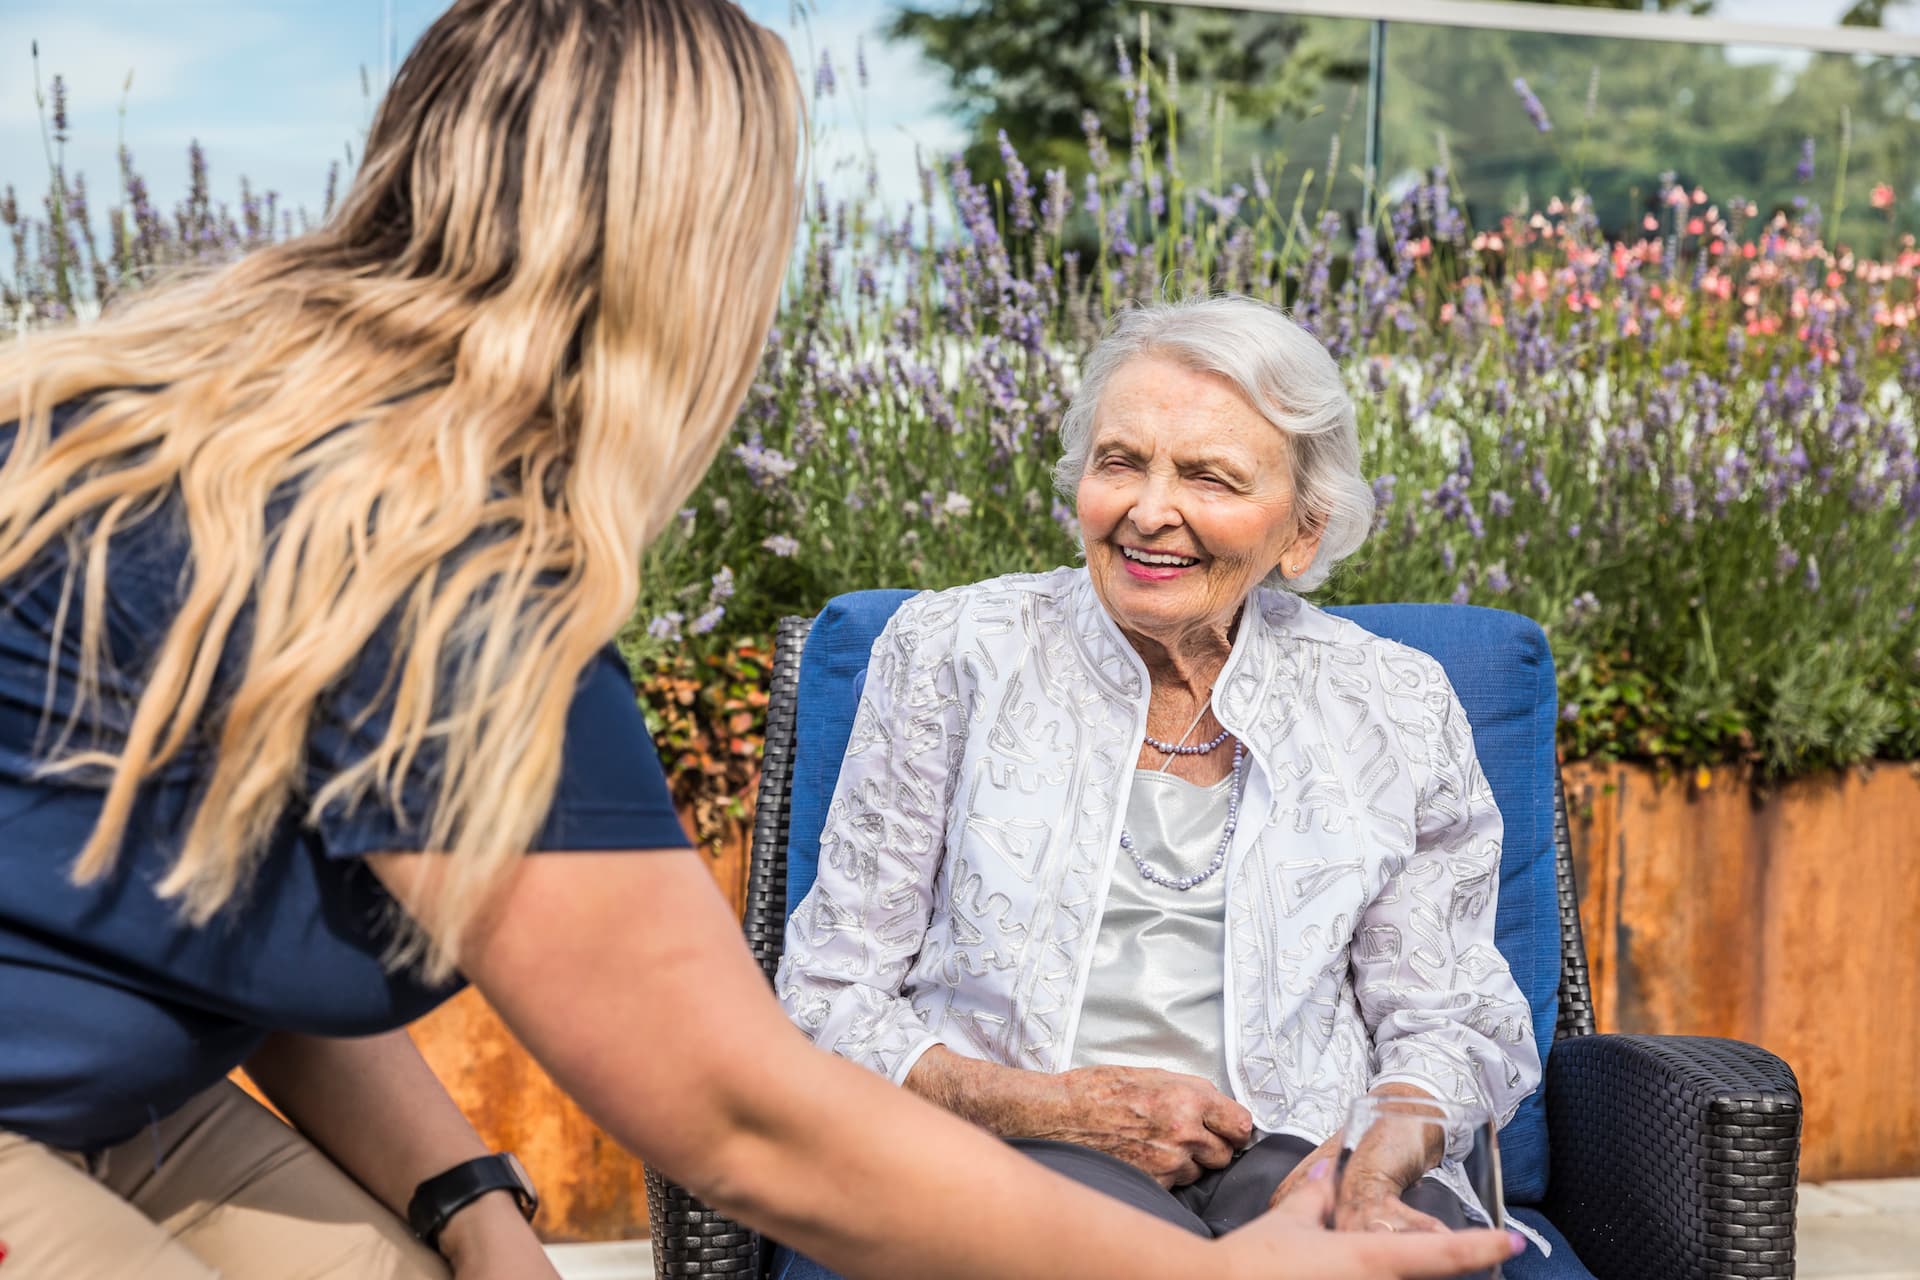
(370, 846), (1521, 1280)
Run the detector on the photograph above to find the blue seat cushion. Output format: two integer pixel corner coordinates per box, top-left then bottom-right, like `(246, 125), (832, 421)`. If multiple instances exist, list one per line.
(785, 590), (1560, 1204)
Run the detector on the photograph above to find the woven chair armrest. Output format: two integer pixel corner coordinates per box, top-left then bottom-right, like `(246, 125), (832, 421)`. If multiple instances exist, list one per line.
(1540, 1033), (1801, 1280)
(645, 1166), (760, 1277)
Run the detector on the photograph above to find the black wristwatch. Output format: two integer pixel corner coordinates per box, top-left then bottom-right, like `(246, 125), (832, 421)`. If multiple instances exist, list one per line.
(407, 1153), (539, 1251)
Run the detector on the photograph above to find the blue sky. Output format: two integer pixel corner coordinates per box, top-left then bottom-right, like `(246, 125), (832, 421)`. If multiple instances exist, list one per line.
(0, 0), (963, 223)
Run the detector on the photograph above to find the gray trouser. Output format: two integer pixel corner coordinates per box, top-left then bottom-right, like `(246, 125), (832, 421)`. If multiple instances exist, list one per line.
(1010, 1133), (1471, 1239)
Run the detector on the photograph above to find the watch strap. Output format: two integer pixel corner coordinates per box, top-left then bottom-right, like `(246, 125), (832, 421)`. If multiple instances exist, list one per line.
(407, 1153), (538, 1251)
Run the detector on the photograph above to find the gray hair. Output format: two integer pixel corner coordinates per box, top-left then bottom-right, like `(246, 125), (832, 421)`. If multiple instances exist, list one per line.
(1052, 296), (1373, 593)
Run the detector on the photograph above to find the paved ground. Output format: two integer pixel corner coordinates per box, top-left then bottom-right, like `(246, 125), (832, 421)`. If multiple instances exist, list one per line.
(1799, 1179), (1920, 1280)
(546, 1178), (1920, 1279)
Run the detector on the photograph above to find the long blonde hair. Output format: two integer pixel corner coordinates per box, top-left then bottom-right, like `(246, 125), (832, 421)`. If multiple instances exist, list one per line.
(0, 0), (801, 979)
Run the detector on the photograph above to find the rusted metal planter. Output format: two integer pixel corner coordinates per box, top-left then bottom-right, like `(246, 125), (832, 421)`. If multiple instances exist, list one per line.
(1563, 760), (1920, 1183)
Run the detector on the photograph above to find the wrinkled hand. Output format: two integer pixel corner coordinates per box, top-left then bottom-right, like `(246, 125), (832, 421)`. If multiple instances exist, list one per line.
(1049, 1065), (1253, 1187)
(1221, 1166), (1520, 1280)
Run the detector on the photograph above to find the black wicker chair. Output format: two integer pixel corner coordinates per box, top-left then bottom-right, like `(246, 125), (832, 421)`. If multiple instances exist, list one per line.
(644, 615), (1802, 1279)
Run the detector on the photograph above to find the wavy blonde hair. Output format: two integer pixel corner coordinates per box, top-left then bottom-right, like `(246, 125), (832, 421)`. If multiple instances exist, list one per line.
(0, 0), (802, 980)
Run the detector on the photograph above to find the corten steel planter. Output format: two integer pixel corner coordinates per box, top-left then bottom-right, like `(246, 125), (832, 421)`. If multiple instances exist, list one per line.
(1563, 761), (1920, 1184)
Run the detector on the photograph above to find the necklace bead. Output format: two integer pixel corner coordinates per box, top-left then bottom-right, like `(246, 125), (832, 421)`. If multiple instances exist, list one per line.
(1120, 741), (1245, 891)
(1142, 725), (1233, 756)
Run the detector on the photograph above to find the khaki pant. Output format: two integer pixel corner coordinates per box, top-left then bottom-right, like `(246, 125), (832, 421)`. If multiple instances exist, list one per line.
(0, 1081), (449, 1279)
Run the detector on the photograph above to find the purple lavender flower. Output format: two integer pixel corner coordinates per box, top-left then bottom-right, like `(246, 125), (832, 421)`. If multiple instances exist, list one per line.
(1489, 490), (1514, 518)
(815, 50), (836, 98)
(1513, 78), (1552, 134)
(50, 75), (69, 146)
(690, 606), (725, 636)
(855, 37), (869, 90)
(761, 534), (800, 558)
(1040, 168), (1070, 240)
(734, 441), (798, 487)
(1451, 581), (1472, 605)
(1796, 136), (1815, 184)
(1561, 704), (1580, 724)
(998, 130), (1036, 234)
(1486, 564), (1512, 594)
(647, 612), (685, 643)
(1082, 111), (1110, 173)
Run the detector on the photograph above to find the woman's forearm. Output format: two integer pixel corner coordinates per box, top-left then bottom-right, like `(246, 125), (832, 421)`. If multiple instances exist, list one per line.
(241, 1029), (550, 1270)
(243, 1029), (490, 1215)
(373, 849), (1217, 1280)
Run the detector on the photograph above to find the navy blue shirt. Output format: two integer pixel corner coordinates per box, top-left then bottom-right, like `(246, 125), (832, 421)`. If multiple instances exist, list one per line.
(0, 402), (689, 1150)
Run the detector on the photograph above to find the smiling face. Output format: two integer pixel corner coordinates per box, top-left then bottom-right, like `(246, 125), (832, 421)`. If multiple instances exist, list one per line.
(1075, 355), (1321, 650)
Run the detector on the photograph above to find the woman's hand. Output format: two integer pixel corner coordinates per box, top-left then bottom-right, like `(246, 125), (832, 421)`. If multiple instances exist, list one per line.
(1049, 1064), (1254, 1187)
(1226, 1164), (1519, 1279)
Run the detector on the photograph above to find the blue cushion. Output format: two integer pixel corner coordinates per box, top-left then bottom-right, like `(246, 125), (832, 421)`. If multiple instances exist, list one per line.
(784, 591), (1559, 1203)
(1506, 1208), (1597, 1278)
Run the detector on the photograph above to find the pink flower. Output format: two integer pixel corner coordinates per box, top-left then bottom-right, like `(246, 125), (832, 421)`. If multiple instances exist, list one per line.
(1872, 183), (1896, 210)
(1643, 214), (1659, 232)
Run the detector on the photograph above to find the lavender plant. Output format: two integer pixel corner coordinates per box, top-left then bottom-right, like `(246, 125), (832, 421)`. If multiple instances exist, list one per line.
(635, 39), (1920, 778)
(2, 50), (325, 328)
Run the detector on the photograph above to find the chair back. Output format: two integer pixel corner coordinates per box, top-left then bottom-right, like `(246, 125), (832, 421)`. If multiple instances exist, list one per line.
(783, 589), (1560, 1203)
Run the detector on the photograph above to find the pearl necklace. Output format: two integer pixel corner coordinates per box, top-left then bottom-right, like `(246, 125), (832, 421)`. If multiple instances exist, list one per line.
(1120, 740), (1245, 891)
(1142, 726), (1232, 756)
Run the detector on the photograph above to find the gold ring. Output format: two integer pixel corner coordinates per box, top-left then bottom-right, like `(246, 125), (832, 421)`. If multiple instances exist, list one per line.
(1371, 1219), (1400, 1233)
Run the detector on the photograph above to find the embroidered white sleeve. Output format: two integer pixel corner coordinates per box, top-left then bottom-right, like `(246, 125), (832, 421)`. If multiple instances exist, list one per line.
(775, 596), (960, 1084)
(1354, 653), (1542, 1146)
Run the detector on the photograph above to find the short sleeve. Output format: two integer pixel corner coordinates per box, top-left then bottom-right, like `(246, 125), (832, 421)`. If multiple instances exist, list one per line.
(310, 644), (690, 858)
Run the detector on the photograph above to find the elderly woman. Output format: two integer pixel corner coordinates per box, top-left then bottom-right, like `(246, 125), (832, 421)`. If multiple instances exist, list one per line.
(777, 297), (1542, 1249)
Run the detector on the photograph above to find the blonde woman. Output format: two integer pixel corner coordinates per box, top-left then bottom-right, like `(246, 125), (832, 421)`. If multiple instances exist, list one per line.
(0, 2), (1520, 1278)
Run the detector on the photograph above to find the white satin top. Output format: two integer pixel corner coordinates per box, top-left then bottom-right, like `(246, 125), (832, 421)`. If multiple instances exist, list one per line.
(1068, 767), (1235, 1089)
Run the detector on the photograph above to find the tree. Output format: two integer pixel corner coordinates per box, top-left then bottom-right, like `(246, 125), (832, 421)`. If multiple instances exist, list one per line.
(884, 0), (1363, 182)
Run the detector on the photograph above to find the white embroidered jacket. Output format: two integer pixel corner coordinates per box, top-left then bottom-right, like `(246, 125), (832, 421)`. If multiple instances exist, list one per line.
(776, 567), (1541, 1195)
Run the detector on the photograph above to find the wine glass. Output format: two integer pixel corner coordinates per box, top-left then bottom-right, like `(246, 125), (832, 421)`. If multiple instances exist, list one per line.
(1336, 1094), (1506, 1280)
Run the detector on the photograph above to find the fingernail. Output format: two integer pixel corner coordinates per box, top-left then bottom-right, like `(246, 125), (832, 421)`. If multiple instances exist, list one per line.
(1307, 1157), (1331, 1182)
(1507, 1229), (1527, 1255)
